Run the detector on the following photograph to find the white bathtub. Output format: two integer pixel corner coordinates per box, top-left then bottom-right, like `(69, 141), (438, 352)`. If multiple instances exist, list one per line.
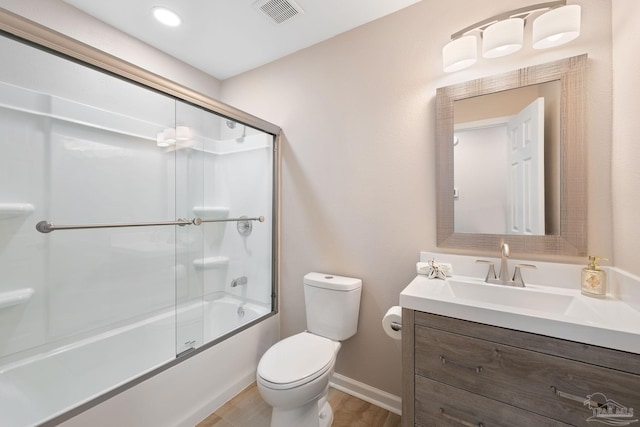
(206, 296), (268, 338)
(0, 295), (271, 427)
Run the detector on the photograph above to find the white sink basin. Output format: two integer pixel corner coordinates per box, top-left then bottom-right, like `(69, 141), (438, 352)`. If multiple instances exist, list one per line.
(446, 279), (574, 314)
(400, 274), (640, 354)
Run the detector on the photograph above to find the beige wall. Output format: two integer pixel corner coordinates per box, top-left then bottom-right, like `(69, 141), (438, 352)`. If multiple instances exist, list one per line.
(220, 0), (613, 396)
(612, 1), (640, 276)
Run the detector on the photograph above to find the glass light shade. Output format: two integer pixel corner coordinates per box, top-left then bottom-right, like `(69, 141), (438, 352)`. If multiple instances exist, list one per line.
(532, 5), (581, 49)
(442, 35), (477, 73)
(482, 18), (524, 58)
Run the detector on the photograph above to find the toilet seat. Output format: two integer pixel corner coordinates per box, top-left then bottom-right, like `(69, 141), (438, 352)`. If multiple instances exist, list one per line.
(258, 332), (336, 390)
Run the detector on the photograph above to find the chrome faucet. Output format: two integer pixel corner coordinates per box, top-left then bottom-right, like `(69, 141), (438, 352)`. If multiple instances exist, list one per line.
(231, 276), (248, 287)
(476, 243), (536, 287)
(498, 243), (511, 283)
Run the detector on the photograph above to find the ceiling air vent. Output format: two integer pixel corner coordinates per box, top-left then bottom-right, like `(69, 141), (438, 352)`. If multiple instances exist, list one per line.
(253, 0), (304, 25)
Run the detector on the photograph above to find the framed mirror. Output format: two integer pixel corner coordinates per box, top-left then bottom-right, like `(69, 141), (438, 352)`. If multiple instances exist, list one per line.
(436, 55), (587, 256)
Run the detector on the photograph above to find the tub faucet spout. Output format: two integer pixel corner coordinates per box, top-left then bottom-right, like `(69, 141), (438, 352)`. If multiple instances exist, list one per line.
(231, 276), (248, 287)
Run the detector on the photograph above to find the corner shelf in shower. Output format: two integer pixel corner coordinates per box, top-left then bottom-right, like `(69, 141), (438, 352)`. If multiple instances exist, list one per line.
(193, 256), (230, 270)
(0, 288), (35, 310)
(192, 206), (229, 218)
(0, 203), (34, 220)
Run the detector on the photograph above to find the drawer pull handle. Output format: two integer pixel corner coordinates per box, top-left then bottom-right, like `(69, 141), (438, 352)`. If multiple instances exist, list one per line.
(440, 408), (485, 427)
(440, 355), (483, 373)
(551, 386), (599, 409)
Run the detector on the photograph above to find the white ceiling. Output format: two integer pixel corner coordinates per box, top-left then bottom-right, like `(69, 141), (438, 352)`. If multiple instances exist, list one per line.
(63, 0), (423, 80)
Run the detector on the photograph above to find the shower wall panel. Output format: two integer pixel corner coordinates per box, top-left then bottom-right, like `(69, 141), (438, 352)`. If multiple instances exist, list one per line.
(213, 139), (274, 305)
(0, 107), (47, 359)
(46, 120), (177, 340)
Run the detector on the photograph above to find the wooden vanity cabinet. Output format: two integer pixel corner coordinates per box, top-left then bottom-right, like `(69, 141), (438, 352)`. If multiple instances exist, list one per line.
(402, 309), (640, 427)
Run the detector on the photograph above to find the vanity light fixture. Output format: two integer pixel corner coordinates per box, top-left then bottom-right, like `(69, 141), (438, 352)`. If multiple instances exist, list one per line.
(482, 18), (525, 58)
(442, 35), (477, 73)
(532, 4), (581, 49)
(442, 1), (581, 72)
(152, 6), (182, 27)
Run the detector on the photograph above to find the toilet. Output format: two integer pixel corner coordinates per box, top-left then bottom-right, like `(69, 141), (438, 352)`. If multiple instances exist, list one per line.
(256, 272), (362, 427)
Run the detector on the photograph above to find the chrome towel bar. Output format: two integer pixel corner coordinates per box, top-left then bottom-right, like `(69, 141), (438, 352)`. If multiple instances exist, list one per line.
(35, 216), (265, 234)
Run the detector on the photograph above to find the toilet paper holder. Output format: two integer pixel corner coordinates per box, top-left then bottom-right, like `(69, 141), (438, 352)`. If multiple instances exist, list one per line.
(382, 306), (403, 340)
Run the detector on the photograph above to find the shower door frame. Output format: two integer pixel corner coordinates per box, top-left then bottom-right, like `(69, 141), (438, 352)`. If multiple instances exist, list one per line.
(0, 7), (281, 426)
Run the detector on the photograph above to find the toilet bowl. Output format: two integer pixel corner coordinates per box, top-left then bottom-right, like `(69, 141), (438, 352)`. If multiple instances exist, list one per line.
(257, 332), (340, 427)
(256, 273), (362, 427)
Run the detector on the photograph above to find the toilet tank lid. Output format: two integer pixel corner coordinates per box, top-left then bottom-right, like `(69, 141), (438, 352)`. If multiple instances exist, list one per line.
(304, 272), (362, 291)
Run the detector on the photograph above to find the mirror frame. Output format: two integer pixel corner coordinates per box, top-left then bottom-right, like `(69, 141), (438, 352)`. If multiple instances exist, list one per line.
(436, 54), (587, 256)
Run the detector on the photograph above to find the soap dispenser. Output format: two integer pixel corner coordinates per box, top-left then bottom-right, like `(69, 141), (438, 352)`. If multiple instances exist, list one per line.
(581, 256), (607, 298)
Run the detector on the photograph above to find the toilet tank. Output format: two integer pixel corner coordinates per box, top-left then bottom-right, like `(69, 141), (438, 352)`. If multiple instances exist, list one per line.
(303, 272), (362, 341)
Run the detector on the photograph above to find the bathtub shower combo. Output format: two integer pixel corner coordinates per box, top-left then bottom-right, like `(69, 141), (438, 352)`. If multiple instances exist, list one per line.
(0, 27), (278, 427)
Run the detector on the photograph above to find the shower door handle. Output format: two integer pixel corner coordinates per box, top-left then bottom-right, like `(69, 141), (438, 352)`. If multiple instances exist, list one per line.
(36, 218), (195, 233)
(35, 215), (265, 233)
(196, 215), (264, 224)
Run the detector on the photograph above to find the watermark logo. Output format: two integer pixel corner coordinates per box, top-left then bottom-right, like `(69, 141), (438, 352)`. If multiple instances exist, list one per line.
(584, 392), (638, 425)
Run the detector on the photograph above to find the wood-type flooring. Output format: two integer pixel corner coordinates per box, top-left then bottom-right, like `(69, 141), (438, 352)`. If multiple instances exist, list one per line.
(197, 382), (401, 427)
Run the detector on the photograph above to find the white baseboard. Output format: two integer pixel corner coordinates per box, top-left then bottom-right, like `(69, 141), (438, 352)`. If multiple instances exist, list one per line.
(330, 373), (402, 415)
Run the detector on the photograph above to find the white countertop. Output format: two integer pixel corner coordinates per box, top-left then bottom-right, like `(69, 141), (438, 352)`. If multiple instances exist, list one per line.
(400, 261), (640, 354)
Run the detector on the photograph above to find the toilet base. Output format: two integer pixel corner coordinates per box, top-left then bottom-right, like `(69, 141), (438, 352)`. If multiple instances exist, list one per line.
(319, 400), (333, 427)
(270, 396), (333, 427)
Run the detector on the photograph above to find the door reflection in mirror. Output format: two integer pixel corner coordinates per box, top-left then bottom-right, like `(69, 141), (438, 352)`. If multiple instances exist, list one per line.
(453, 81), (560, 236)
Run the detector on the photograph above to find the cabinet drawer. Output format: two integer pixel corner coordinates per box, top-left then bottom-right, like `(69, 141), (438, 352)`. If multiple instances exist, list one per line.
(415, 376), (571, 427)
(414, 311), (640, 375)
(416, 325), (640, 426)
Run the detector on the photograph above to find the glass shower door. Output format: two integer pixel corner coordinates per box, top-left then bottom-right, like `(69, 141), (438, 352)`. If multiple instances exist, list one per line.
(174, 100), (276, 355)
(0, 27), (277, 426)
(0, 34), (179, 426)
(175, 101), (205, 356)
(208, 119), (275, 340)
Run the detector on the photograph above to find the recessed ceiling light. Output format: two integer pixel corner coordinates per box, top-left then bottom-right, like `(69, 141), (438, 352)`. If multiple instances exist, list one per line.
(152, 7), (182, 27)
